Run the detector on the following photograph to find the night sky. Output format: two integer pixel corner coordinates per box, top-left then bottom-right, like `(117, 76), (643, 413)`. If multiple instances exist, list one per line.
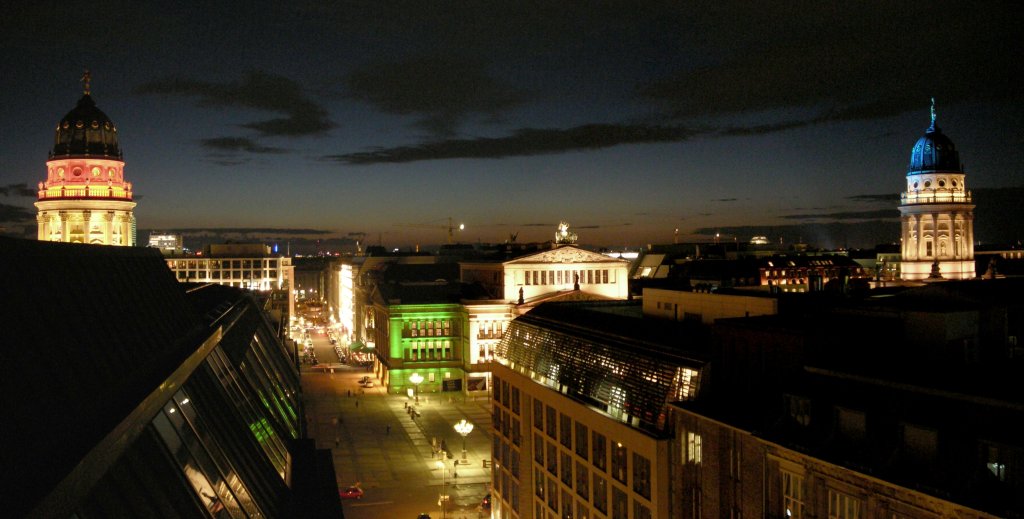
(2, 1), (1022, 252)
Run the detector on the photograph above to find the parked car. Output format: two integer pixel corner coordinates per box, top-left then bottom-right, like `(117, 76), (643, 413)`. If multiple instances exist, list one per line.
(358, 376), (370, 383)
(480, 493), (491, 510)
(339, 486), (364, 500)
(416, 514), (432, 519)
(361, 380), (375, 388)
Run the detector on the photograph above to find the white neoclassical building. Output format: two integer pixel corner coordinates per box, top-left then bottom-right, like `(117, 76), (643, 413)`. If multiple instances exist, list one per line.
(35, 73), (136, 246)
(899, 103), (976, 280)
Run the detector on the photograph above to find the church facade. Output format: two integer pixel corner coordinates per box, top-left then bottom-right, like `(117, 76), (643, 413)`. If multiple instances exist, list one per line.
(899, 103), (976, 280)
(35, 73), (137, 246)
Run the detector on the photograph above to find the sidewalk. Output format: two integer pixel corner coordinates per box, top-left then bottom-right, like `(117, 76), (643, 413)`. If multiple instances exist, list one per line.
(300, 330), (492, 518)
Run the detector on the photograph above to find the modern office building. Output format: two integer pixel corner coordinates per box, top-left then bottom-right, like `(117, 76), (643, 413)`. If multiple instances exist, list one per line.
(35, 73), (137, 246)
(490, 301), (710, 519)
(900, 102), (976, 280)
(0, 236), (340, 518)
(489, 281), (1023, 518)
(149, 232), (184, 254)
(164, 242), (295, 322)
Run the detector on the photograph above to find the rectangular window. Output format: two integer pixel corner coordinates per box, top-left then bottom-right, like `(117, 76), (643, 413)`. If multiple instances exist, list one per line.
(593, 475), (608, 514)
(577, 501), (590, 519)
(632, 453), (651, 499)
(535, 468), (545, 499)
(611, 442), (627, 484)
(633, 501), (652, 519)
(548, 477), (558, 511)
(512, 387), (520, 415)
(534, 399), (544, 431)
(782, 470), (804, 518)
(535, 433), (545, 464)
(827, 490), (861, 519)
(687, 432), (702, 464)
(575, 423), (589, 460)
(560, 414), (573, 449)
(561, 490), (573, 519)
(603, 270), (609, 283)
(547, 442), (558, 475)
(575, 461), (589, 499)
(612, 486), (628, 519)
(546, 406), (557, 438)
(525, 271), (531, 285)
(593, 432), (607, 471)
(561, 452), (573, 486)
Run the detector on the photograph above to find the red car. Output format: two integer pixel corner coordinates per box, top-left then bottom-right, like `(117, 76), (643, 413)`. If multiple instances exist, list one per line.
(339, 486), (364, 500)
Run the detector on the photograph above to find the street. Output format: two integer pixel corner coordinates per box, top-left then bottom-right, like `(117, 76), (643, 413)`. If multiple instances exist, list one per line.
(299, 327), (492, 519)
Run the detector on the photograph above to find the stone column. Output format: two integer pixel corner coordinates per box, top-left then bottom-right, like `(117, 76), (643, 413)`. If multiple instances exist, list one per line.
(104, 211), (115, 245)
(37, 213), (46, 241)
(60, 211), (69, 243)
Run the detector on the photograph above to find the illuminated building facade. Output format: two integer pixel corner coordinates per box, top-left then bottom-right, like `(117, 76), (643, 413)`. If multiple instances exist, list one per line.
(148, 232), (184, 254)
(490, 301), (708, 519)
(35, 73), (136, 246)
(165, 243), (295, 321)
(900, 102), (976, 280)
(460, 244), (630, 304)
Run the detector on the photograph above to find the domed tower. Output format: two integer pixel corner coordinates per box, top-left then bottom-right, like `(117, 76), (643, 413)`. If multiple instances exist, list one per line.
(899, 100), (975, 280)
(35, 71), (136, 246)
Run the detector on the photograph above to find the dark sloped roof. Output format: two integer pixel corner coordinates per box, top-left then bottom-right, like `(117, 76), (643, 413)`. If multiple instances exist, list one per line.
(0, 237), (207, 514)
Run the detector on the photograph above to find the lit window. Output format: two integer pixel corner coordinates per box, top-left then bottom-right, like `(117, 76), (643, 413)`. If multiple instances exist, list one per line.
(687, 432), (702, 464)
(781, 470), (804, 518)
(827, 490), (861, 519)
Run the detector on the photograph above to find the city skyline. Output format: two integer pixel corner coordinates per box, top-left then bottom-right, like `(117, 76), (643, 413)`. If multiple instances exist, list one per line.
(2, 2), (1022, 251)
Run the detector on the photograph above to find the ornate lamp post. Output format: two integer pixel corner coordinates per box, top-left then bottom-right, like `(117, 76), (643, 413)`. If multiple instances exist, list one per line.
(409, 372), (423, 404)
(453, 419), (474, 461)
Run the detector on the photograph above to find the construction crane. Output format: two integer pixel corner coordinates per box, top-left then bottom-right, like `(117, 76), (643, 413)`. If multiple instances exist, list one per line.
(395, 217), (464, 244)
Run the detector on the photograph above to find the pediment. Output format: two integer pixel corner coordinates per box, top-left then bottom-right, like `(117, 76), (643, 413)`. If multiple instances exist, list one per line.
(505, 246), (626, 265)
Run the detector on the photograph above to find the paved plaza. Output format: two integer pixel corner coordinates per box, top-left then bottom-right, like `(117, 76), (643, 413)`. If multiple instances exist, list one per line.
(300, 331), (492, 519)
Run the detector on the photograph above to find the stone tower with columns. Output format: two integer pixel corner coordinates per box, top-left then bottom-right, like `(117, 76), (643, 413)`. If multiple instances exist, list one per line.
(35, 72), (137, 246)
(899, 101), (975, 280)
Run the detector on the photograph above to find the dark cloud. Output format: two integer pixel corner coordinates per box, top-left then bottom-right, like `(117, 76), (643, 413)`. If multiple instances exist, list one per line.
(344, 55), (527, 136)
(642, 2), (1023, 128)
(712, 198), (737, 202)
(200, 137), (287, 154)
(0, 202), (35, 223)
(0, 183), (36, 197)
(136, 70), (333, 137)
(782, 209), (899, 221)
(205, 158), (252, 167)
(324, 124), (703, 164)
(847, 194), (898, 203)
(693, 220), (900, 249)
(169, 227), (334, 236)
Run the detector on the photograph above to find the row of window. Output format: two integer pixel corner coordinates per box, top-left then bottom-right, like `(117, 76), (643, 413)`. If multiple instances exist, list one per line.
(523, 268), (612, 286)
(403, 340), (454, 361)
(534, 467), (651, 519)
(404, 319), (453, 338)
(168, 260), (282, 269)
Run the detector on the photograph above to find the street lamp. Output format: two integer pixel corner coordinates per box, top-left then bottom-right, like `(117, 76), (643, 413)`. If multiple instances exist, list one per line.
(410, 373), (424, 404)
(453, 419), (474, 461)
(436, 460), (448, 519)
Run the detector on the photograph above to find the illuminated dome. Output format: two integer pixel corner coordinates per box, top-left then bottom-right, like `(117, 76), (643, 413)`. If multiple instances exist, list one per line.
(907, 110), (960, 175)
(50, 93), (122, 159)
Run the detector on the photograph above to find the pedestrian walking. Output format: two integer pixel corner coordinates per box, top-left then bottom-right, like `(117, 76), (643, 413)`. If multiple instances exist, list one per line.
(334, 436), (339, 447)
(386, 424), (391, 435)
(355, 399), (359, 408)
